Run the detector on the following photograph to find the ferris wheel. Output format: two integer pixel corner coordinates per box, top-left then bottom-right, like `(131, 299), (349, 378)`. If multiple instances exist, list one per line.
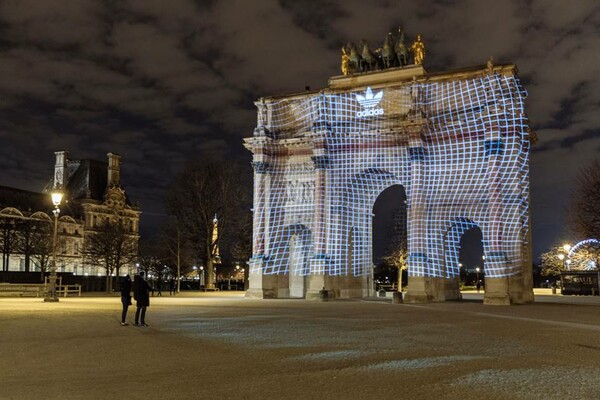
(567, 239), (600, 271)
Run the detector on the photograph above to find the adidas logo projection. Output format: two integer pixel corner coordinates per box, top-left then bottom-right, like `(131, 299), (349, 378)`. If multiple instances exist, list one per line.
(355, 87), (384, 118)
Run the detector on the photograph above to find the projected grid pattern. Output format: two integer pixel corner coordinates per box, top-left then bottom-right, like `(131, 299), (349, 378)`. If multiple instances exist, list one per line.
(249, 72), (530, 281)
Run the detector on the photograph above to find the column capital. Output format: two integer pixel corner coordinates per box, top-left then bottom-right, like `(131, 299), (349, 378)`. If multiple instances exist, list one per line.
(311, 155), (330, 169)
(484, 140), (505, 156)
(251, 161), (270, 174)
(408, 147), (426, 161)
(253, 126), (272, 138)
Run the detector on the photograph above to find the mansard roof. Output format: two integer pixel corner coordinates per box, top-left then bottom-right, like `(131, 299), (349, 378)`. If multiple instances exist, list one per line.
(0, 185), (50, 214)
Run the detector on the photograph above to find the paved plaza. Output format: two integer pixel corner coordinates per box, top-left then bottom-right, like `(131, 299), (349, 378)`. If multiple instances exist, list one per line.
(1, 292), (600, 400)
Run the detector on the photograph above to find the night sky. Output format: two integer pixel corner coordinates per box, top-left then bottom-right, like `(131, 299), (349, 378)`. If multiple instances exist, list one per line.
(0, 0), (598, 259)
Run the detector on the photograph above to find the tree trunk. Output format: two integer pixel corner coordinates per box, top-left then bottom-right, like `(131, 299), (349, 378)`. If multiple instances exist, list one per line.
(106, 273), (113, 293)
(397, 267), (403, 292)
(206, 257), (215, 289)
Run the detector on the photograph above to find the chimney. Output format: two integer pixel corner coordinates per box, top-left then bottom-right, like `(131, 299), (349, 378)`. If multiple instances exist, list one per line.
(53, 151), (68, 189)
(107, 153), (121, 188)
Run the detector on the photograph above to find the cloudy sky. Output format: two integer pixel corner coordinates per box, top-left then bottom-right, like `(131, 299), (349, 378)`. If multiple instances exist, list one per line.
(0, 0), (598, 258)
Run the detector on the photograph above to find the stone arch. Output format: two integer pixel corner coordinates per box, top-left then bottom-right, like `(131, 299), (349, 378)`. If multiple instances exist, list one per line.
(442, 218), (483, 300)
(265, 223), (312, 275)
(59, 215), (77, 224)
(264, 223), (312, 298)
(338, 169), (404, 279)
(0, 207), (24, 217)
(30, 211), (51, 222)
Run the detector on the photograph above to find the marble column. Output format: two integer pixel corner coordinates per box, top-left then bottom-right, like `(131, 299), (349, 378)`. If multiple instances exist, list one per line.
(404, 126), (438, 303)
(483, 122), (511, 305)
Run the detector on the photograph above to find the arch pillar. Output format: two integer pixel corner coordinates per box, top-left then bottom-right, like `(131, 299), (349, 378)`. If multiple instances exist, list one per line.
(404, 123), (442, 303)
(306, 113), (333, 300)
(482, 120), (511, 305)
(246, 131), (277, 298)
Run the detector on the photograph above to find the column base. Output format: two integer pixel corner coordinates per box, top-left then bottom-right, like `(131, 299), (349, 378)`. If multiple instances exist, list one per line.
(306, 289), (334, 301)
(245, 288), (276, 299)
(483, 277), (511, 305)
(404, 276), (444, 303)
(483, 294), (511, 305)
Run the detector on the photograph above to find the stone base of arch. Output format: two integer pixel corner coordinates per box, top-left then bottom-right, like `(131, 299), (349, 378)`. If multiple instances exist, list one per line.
(404, 276), (462, 303)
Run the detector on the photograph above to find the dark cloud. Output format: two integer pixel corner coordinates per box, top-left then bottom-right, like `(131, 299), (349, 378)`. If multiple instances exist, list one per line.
(0, 0), (598, 257)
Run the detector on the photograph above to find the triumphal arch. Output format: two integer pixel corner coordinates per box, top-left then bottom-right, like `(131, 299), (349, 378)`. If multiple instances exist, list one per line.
(244, 62), (534, 305)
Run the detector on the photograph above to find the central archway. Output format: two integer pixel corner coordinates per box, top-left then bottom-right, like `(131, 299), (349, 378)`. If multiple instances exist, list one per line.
(373, 185), (407, 291)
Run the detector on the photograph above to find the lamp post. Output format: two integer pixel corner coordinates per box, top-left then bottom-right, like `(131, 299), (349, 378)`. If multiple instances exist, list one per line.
(475, 267), (481, 285)
(44, 189), (63, 302)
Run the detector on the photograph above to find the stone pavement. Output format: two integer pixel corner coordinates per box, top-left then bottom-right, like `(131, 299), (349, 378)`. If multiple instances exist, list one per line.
(1, 291), (600, 400)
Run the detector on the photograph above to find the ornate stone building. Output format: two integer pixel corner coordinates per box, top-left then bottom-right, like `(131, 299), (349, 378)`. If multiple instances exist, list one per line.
(245, 63), (533, 305)
(0, 151), (140, 275)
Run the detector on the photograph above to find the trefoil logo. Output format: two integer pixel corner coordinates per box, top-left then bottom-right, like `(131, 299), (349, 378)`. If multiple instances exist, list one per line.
(355, 87), (384, 118)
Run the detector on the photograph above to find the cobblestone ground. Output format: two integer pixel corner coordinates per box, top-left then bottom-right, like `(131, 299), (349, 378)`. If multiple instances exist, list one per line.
(1, 292), (600, 400)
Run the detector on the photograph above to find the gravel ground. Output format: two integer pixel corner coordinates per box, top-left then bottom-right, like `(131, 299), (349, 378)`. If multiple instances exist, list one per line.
(1, 292), (600, 400)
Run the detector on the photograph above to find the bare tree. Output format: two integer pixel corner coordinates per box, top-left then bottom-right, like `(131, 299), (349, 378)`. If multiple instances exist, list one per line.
(539, 245), (568, 277)
(29, 221), (54, 281)
(158, 218), (195, 292)
(167, 158), (250, 289)
(15, 217), (53, 277)
(571, 159), (600, 240)
(83, 220), (138, 292)
(0, 214), (19, 271)
(381, 204), (408, 291)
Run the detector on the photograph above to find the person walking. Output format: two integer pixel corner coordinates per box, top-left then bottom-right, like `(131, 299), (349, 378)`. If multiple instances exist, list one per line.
(476, 280), (482, 293)
(120, 274), (132, 326)
(156, 278), (163, 297)
(133, 271), (151, 327)
(169, 278), (176, 296)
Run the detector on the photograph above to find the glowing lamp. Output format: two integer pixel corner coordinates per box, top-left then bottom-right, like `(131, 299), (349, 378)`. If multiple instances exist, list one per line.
(51, 190), (63, 206)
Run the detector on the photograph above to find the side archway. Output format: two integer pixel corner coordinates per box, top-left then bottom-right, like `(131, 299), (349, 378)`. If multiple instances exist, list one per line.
(443, 218), (483, 300)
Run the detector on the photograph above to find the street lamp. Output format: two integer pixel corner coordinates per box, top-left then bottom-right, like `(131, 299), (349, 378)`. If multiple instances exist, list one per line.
(44, 189), (63, 302)
(475, 267), (481, 283)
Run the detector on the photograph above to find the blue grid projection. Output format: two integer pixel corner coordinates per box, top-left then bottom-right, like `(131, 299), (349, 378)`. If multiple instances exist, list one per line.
(250, 72), (530, 280)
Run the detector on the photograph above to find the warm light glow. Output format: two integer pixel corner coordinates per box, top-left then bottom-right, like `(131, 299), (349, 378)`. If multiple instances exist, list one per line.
(558, 254), (565, 260)
(563, 244), (572, 252)
(476, 267), (480, 272)
(51, 190), (63, 206)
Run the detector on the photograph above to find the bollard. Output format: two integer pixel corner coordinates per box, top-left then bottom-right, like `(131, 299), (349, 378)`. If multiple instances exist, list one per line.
(319, 288), (330, 302)
(392, 291), (403, 304)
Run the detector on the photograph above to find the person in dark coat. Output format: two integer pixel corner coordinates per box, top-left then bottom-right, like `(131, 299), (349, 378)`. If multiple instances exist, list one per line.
(169, 278), (176, 296)
(120, 274), (132, 326)
(156, 278), (163, 296)
(133, 271), (151, 327)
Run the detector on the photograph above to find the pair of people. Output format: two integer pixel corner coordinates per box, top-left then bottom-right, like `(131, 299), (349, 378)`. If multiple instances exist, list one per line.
(120, 272), (151, 327)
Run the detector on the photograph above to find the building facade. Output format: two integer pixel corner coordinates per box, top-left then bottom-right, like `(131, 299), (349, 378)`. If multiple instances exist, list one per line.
(0, 151), (140, 276)
(245, 64), (533, 305)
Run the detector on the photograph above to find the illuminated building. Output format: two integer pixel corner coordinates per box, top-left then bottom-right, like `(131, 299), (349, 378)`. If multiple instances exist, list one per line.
(244, 64), (533, 305)
(0, 151), (140, 276)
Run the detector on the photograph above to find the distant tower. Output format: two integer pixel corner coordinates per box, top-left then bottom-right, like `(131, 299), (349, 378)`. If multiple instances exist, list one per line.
(211, 214), (221, 265)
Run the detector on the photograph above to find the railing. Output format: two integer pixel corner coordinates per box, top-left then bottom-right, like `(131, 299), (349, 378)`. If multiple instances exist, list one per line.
(376, 284), (397, 292)
(0, 283), (45, 297)
(57, 284), (82, 297)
